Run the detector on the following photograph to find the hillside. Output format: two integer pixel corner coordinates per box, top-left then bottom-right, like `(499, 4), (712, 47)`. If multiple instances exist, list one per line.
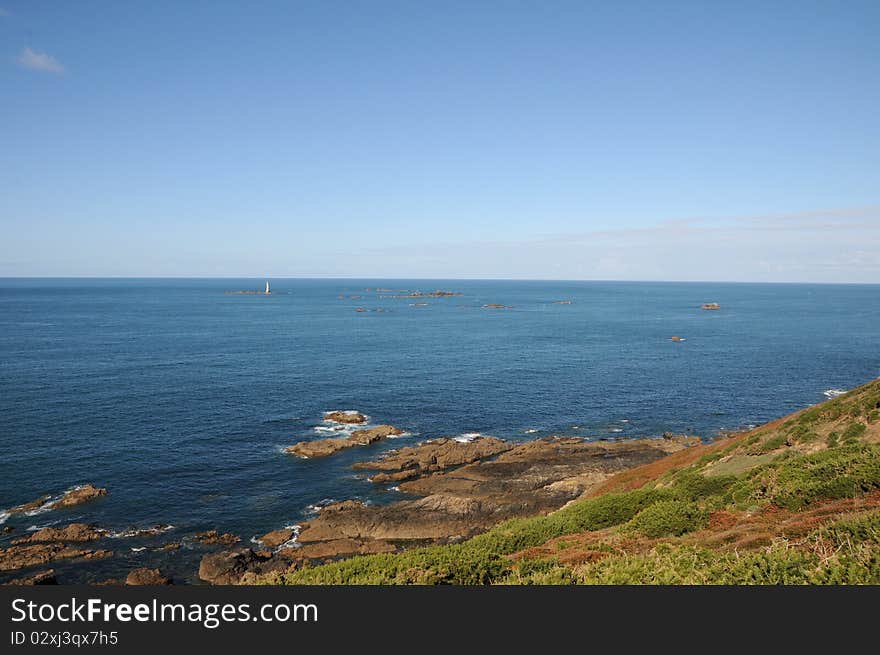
(263, 378), (880, 584)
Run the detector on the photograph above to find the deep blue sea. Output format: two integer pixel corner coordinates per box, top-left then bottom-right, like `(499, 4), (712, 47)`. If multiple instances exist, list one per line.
(1, 278), (879, 582)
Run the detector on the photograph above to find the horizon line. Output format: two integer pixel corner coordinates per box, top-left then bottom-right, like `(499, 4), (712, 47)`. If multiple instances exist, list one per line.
(1, 275), (879, 286)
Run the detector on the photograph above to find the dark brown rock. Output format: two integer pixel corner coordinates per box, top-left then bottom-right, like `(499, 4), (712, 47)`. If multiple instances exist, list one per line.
(193, 530), (240, 546)
(198, 548), (295, 585)
(125, 568), (172, 585)
(5, 569), (57, 585)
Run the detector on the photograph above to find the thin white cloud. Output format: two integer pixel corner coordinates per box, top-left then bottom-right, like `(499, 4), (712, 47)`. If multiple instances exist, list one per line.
(18, 47), (65, 73)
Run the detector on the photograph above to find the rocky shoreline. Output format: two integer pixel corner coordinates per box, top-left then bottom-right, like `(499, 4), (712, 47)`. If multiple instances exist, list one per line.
(0, 419), (701, 585)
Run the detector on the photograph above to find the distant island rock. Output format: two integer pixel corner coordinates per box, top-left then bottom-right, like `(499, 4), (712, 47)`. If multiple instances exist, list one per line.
(324, 411), (368, 424)
(701, 302), (721, 310)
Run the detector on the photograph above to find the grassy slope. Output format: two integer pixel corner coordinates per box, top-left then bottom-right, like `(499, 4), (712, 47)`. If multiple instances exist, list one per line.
(266, 379), (880, 584)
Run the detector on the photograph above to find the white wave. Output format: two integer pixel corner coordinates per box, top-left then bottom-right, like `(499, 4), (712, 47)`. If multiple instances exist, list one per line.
(25, 518), (66, 532)
(388, 486), (401, 492)
(108, 525), (174, 539)
(275, 524), (302, 551)
(304, 498), (337, 516)
(0, 512), (8, 526)
(130, 547), (147, 553)
(453, 432), (482, 443)
(387, 431), (412, 439)
(524, 429), (539, 434)
(21, 484), (91, 516)
(313, 425), (350, 435)
(610, 428), (624, 433)
(823, 388), (847, 399)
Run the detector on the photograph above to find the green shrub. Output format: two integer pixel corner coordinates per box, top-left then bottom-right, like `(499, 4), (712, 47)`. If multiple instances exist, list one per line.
(813, 511), (880, 548)
(842, 422), (867, 443)
(728, 444), (880, 510)
(669, 471), (737, 501)
(626, 500), (708, 537)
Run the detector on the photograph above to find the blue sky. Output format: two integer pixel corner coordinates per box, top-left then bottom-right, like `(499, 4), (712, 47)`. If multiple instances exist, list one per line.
(2, 1), (879, 281)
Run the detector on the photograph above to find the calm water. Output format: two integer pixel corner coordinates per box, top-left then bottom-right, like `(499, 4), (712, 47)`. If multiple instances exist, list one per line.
(1, 278), (879, 582)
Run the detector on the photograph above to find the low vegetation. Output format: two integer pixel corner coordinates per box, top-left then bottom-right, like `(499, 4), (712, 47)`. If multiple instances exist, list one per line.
(266, 378), (880, 585)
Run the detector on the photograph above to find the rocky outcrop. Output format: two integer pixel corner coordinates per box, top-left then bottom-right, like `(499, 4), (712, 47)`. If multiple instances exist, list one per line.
(0, 544), (112, 572)
(193, 530), (240, 546)
(198, 548), (295, 585)
(5, 569), (57, 585)
(13, 523), (105, 544)
(324, 411), (368, 424)
(701, 303), (721, 310)
(482, 303), (511, 309)
(295, 435), (700, 545)
(7, 484), (107, 516)
(353, 436), (513, 484)
(125, 568), (172, 585)
(259, 528), (295, 549)
(54, 484), (108, 509)
(350, 425), (404, 443)
(277, 538), (396, 561)
(380, 290), (461, 299)
(286, 425), (404, 458)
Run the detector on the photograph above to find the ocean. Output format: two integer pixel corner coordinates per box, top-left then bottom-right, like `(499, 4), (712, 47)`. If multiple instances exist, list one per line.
(1, 278), (878, 582)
